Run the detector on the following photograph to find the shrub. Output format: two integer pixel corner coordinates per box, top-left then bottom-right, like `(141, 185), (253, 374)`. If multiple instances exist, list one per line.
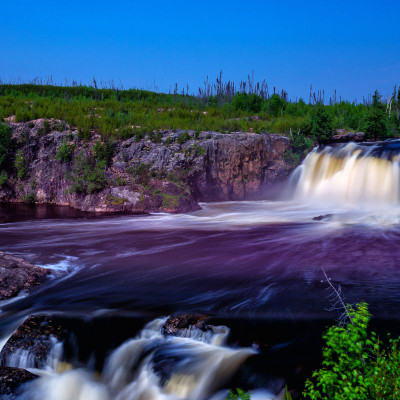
(265, 94), (286, 117)
(226, 389), (251, 400)
(93, 139), (114, 165)
(0, 122), (12, 169)
(68, 151), (107, 194)
(304, 303), (400, 400)
(363, 90), (387, 140)
(56, 139), (75, 162)
(177, 131), (191, 144)
(309, 107), (333, 143)
(14, 150), (27, 179)
(38, 119), (51, 136)
(23, 193), (37, 203)
(0, 171), (8, 187)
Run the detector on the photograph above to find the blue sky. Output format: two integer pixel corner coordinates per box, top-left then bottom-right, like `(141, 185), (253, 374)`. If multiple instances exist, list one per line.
(1, 0), (399, 101)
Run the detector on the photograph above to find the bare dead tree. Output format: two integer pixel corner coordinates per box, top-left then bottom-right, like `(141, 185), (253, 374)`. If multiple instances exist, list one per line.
(322, 267), (354, 326)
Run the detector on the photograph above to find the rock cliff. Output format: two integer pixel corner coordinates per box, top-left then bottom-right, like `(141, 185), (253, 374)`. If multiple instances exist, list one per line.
(0, 120), (292, 213)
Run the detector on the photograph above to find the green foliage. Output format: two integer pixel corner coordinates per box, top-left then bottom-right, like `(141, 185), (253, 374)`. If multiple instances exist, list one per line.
(93, 139), (114, 165)
(23, 192), (37, 203)
(308, 107), (333, 143)
(177, 131), (191, 144)
(363, 90), (388, 140)
(126, 163), (151, 185)
(0, 83), (396, 145)
(0, 171), (8, 187)
(0, 123), (12, 169)
(226, 389), (251, 400)
(304, 303), (400, 400)
(264, 94), (286, 117)
(56, 139), (75, 162)
(38, 119), (51, 136)
(14, 150), (27, 179)
(68, 151), (107, 194)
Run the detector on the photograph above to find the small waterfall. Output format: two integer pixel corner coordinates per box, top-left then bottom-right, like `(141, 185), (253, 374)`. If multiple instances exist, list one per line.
(292, 141), (400, 206)
(17, 318), (260, 400)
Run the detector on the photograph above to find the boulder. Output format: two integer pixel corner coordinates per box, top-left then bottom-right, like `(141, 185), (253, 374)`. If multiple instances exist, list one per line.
(331, 129), (365, 142)
(0, 316), (66, 369)
(163, 314), (210, 336)
(0, 367), (37, 396)
(0, 252), (49, 300)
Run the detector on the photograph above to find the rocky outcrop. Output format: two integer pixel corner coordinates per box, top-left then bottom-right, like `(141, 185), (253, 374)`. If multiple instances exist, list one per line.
(0, 367), (37, 396)
(0, 252), (49, 300)
(163, 314), (210, 336)
(331, 129), (365, 142)
(0, 316), (66, 369)
(0, 120), (292, 213)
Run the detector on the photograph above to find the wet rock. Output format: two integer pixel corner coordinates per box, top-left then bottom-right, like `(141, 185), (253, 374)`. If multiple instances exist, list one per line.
(313, 214), (333, 221)
(0, 316), (67, 369)
(0, 122), (293, 214)
(0, 252), (49, 300)
(163, 314), (210, 336)
(0, 367), (37, 397)
(331, 129), (364, 142)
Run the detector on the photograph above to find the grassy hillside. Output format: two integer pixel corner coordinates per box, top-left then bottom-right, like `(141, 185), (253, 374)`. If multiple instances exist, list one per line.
(0, 81), (399, 148)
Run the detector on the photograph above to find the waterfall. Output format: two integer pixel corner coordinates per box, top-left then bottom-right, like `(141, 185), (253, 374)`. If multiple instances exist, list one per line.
(16, 318), (272, 400)
(293, 141), (400, 206)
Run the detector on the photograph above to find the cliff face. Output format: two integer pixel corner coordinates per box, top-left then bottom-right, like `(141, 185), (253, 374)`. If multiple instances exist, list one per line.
(0, 119), (292, 213)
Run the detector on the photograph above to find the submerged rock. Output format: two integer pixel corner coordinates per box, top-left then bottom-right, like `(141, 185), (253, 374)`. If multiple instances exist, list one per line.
(163, 314), (210, 336)
(0, 316), (66, 369)
(0, 252), (49, 300)
(0, 367), (37, 396)
(313, 214), (333, 221)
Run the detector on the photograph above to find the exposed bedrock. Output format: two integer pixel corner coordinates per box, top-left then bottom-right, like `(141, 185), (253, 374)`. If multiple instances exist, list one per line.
(0, 120), (292, 213)
(0, 252), (49, 300)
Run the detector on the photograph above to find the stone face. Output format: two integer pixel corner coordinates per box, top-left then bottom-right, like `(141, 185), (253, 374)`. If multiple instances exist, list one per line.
(0, 367), (37, 396)
(0, 252), (49, 300)
(331, 129), (365, 142)
(0, 121), (293, 213)
(163, 314), (210, 336)
(0, 316), (66, 369)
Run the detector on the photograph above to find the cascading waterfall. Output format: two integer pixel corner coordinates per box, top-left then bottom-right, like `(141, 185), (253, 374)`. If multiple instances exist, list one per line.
(292, 141), (400, 206)
(15, 318), (278, 400)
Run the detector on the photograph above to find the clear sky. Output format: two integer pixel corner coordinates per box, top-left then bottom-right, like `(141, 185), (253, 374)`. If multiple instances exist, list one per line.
(1, 0), (399, 101)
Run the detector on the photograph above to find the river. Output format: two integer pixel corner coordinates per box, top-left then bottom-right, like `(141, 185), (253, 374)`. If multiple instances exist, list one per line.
(1, 141), (400, 399)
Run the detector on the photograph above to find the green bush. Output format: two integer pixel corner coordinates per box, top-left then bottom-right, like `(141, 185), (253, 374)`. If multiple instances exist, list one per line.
(14, 150), (27, 179)
(363, 90), (387, 140)
(308, 107), (333, 143)
(177, 131), (191, 144)
(56, 139), (75, 162)
(0, 171), (8, 187)
(304, 303), (400, 400)
(93, 139), (114, 165)
(68, 151), (107, 194)
(38, 119), (51, 136)
(226, 389), (251, 400)
(0, 123), (12, 169)
(23, 192), (37, 203)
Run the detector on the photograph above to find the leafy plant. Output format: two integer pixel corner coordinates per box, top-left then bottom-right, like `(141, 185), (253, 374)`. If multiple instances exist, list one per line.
(56, 139), (75, 162)
(0, 171), (8, 187)
(68, 151), (107, 194)
(304, 303), (400, 400)
(14, 150), (27, 179)
(177, 131), (191, 144)
(23, 192), (37, 203)
(363, 90), (387, 140)
(226, 389), (251, 400)
(0, 122), (12, 169)
(93, 139), (114, 165)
